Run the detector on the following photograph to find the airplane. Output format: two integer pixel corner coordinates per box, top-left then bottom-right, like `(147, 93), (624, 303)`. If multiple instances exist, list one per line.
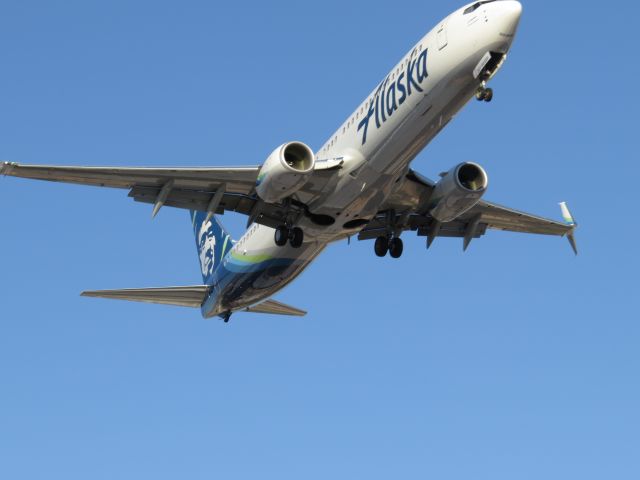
(1, 0), (577, 322)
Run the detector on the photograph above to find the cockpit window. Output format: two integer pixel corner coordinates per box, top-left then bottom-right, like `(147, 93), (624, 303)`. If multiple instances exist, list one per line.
(463, 0), (497, 14)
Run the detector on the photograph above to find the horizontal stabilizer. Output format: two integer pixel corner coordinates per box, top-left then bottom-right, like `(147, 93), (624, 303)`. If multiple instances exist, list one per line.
(81, 286), (210, 307)
(245, 299), (306, 317)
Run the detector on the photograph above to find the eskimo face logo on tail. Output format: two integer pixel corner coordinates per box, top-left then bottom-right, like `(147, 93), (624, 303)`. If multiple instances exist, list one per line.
(358, 49), (429, 145)
(198, 219), (217, 277)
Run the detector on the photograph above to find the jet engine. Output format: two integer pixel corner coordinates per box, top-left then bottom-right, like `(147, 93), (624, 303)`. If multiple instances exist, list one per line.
(255, 142), (315, 204)
(429, 162), (488, 222)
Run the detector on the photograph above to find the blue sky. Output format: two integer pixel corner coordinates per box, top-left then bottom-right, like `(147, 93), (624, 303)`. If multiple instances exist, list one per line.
(0, 0), (638, 478)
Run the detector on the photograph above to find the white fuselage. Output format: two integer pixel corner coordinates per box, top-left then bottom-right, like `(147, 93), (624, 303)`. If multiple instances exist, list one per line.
(203, 0), (522, 317)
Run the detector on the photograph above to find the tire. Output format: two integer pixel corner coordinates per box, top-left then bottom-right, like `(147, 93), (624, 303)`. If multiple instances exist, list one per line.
(374, 236), (389, 257)
(476, 90), (485, 101)
(484, 88), (493, 102)
(274, 225), (289, 246)
(389, 237), (404, 259)
(290, 227), (304, 248)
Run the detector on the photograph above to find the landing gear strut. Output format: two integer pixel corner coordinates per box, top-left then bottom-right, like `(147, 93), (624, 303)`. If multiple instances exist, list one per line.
(476, 82), (493, 102)
(274, 225), (304, 248)
(374, 235), (403, 259)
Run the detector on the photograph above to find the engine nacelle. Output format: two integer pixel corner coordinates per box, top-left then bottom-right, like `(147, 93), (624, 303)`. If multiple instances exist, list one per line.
(429, 162), (488, 223)
(255, 142), (315, 204)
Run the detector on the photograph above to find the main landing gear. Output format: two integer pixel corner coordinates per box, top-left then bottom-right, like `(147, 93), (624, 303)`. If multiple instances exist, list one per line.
(374, 236), (404, 259)
(274, 225), (304, 248)
(476, 82), (493, 102)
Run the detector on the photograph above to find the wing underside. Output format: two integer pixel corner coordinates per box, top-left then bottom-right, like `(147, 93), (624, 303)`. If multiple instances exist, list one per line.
(0, 161), (340, 228)
(359, 169), (576, 251)
(0, 162), (260, 193)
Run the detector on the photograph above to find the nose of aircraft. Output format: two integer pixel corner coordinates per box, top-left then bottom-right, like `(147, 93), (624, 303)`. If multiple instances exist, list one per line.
(496, 0), (522, 35)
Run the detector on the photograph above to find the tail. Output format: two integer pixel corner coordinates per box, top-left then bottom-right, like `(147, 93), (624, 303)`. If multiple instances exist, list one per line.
(190, 210), (234, 284)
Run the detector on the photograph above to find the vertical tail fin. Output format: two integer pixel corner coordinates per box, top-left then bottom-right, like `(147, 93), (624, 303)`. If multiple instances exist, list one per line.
(190, 210), (234, 284)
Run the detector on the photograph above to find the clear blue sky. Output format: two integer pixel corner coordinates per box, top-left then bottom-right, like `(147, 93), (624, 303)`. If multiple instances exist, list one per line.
(0, 1), (637, 478)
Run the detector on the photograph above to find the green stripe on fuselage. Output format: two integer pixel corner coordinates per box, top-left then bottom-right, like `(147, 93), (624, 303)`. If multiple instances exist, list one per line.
(229, 250), (273, 265)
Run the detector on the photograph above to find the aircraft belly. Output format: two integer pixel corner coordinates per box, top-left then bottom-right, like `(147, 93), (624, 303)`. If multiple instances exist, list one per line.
(312, 101), (444, 222)
(202, 235), (325, 317)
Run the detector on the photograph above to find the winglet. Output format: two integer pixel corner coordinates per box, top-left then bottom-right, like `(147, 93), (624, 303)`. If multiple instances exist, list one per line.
(566, 232), (578, 256)
(559, 202), (578, 255)
(559, 202), (576, 226)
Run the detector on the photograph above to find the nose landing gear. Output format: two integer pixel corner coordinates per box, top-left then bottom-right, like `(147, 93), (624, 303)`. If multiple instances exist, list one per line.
(476, 82), (493, 102)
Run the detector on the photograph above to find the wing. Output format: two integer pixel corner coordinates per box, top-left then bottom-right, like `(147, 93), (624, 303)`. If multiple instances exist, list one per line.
(358, 169), (577, 252)
(0, 162), (259, 192)
(0, 161), (323, 227)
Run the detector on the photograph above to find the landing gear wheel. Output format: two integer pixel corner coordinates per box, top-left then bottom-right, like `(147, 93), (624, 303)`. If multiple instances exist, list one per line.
(274, 225), (289, 247)
(476, 87), (493, 102)
(374, 236), (389, 257)
(389, 237), (404, 258)
(289, 227), (304, 248)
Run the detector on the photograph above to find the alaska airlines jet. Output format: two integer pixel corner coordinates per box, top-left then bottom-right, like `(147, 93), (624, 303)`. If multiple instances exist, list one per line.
(1, 1), (577, 321)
